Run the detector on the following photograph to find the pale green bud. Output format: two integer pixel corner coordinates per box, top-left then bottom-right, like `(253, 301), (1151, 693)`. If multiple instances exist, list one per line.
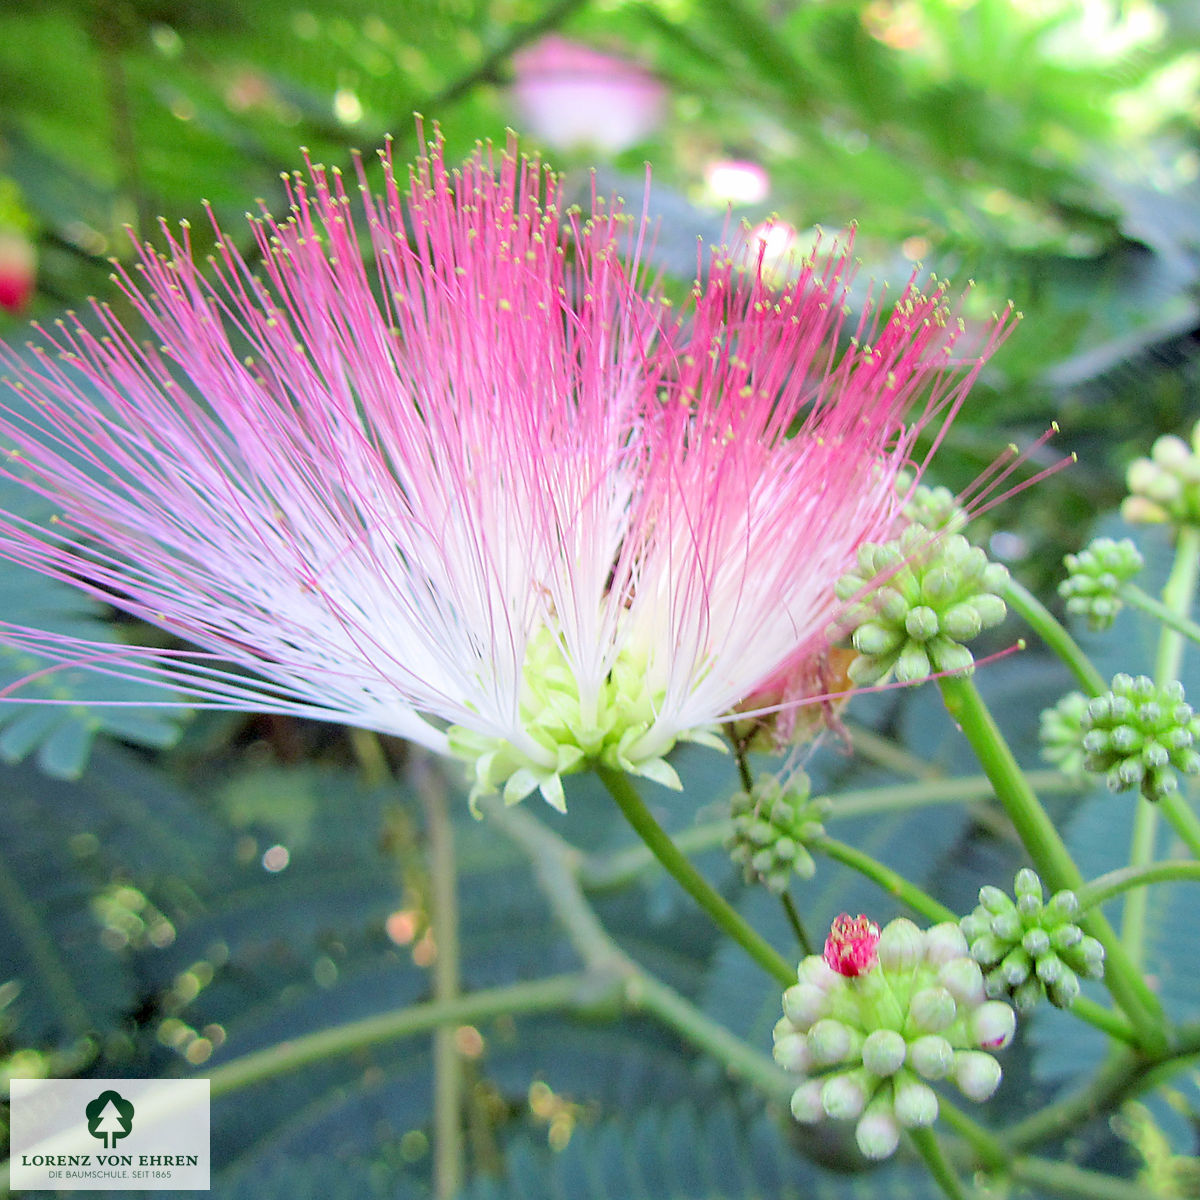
(937, 958), (986, 1006)
(908, 986), (956, 1034)
(876, 917), (924, 971)
(808, 1018), (856, 1066)
(969, 1001), (1016, 1050)
(924, 923), (970, 964)
(908, 1035), (955, 1080)
(790, 1080), (825, 1124)
(954, 1050), (1002, 1102)
(782, 983), (829, 1030)
(861, 1029), (907, 1077)
(893, 1074), (939, 1128)
(772, 1032), (812, 1073)
(821, 1069), (870, 1120)
(855, 1100), (901, 1160)
(978, 886), (1015, 916)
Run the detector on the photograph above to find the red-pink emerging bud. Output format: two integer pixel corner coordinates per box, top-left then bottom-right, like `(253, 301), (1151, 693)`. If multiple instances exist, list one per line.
(824, 913), (881, 977)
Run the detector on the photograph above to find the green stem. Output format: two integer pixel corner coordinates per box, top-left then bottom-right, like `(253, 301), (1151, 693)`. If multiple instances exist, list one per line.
(414, 753), (464, 1200)
(937, 674), (1166, 1051)
(1003, 577), (1107, 696)
(1153, 525), (1200, 686)
(816, 836), (958, 924)
(1011, 1155), (1153, 1200)
(597, 767), (795, 986)
(632, 972), (795, 1100)
(846, 720), (943, 779)
(489, 802), (796, 1100)
(908, 1128), (969, 1200)
(1126, 525), (1200, 961)
(580, 771), (1082, 892)
(936, 1098), (1006, 1171)
(1123, 582), (1200, 647)
(1003, 1019), (1200, 1151)
(206, 974), (590, 1098)
(781, 892), (814, 955)
(1071, 996), (1138, 1046)
(1159, 791), (1200, 858)
(1077, 860), (1200, 914)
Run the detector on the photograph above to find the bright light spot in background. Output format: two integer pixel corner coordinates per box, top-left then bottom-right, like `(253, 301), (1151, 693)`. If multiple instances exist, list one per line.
(333, 87), (364, 125)
(386, 909), (419, 945)
(703, 160), (770, 206)
(262, 844), (290, 872)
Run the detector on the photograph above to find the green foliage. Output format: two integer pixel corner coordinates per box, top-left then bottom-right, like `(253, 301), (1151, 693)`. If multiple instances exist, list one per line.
(459, 1100), (948, 1200)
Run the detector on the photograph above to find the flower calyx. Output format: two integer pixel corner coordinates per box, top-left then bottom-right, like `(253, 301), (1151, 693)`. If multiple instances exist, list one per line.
(1081, 673), (1200, 802)
(449, 623), (723, 814)
(833, 524), (1009, 686)
(727, 773), (830, 893)
(961, 869), (1103, 1011)
(1058, 537), (1143, 631)
(774, 915), (1015, 1160)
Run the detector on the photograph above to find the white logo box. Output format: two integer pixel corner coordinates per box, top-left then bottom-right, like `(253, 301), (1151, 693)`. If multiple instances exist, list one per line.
(9, 1078), (210, 1191)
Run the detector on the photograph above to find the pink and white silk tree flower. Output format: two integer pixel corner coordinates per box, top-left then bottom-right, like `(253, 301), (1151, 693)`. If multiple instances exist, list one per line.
(0, 130), (1011, 812)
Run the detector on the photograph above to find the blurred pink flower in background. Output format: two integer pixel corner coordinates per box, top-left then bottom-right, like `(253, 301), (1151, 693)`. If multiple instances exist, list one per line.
(0, 230), (35, 314)
(510, 35), (666, 153)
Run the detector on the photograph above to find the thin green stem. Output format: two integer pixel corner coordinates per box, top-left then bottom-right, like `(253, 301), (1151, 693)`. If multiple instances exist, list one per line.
(1011, 1156), (1152, 1200)
(597, 767), (795, 986)
(846, 720), (943, 779)
(937, 674), (1166, 1051)
(1126, 525), (1200, 961)
(1002, 1019), (1200, 1151)
(1153, 525), (1200, 685)
(780, 892), (814, 955)
(1071, 996), (1138, 1045)
(414, 753), (464, 1200)
(908, 1128), (969, 1200)
(489, 802), (796, 1100)
(581, 771), (1083, 892)
(1122, 803), (1158, 964)
(1159, 791), (1200, 858)
(1004, 577), (1107, 696)
(936, 1101), (1006, 1172)
(206, 974), (590, 1098)
(1077, 860), (1200, 914)
(632, 973), (795, 1101)
(1123, 582), (1200, 647)
(816, 836), (958, 923)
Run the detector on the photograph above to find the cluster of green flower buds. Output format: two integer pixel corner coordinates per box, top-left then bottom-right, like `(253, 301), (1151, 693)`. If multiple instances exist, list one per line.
(774, 914), (1015, 1161)
(727, 773), (830, 893)
(833, 525), (1009, 686)
(961, 869), (1103, 1011)
(1081, 673), (1200, 802)
(902, 481), (968, 534)
(1122, 424), (1200, 527)
(1058, 538), (1144, 631)
(1040, 691), (1089, 780)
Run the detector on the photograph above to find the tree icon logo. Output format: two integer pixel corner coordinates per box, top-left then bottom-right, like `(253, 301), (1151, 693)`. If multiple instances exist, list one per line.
(85, 1090), (135, 1149)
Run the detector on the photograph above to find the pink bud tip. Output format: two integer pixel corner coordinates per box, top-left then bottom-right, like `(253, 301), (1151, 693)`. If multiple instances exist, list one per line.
(824, 913), (881, 976)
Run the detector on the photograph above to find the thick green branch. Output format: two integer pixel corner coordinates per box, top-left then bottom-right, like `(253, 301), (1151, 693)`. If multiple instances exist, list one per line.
(937, 674), (1166, 1051)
